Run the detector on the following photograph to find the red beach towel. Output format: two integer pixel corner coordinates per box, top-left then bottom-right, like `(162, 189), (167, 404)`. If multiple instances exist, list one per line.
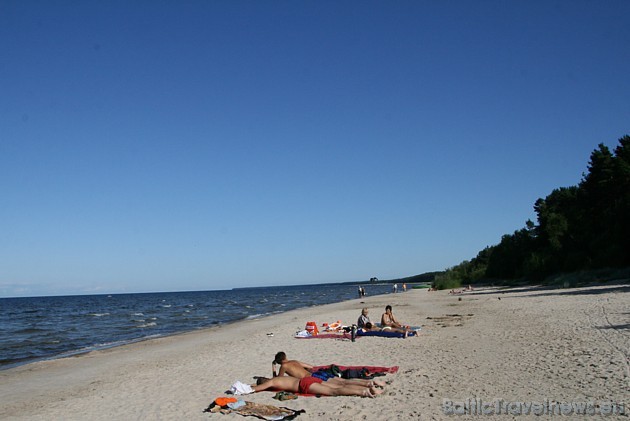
(294, 332), (358, 340)
(312, 365), (399, 374)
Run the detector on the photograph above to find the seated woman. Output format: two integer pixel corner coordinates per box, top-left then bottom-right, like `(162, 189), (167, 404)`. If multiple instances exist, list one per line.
(380, 305), (412, 336)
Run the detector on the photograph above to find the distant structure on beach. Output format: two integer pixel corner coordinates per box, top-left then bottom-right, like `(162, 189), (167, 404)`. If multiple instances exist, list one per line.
(369, 277), (379, 283)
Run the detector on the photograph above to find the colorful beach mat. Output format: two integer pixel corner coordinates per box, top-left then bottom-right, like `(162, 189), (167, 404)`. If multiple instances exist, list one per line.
(204, 398), (305, 420)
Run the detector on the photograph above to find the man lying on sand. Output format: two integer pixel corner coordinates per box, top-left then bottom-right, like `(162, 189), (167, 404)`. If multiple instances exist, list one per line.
(253, 375), (384, 398)
(360, 322), (381, 332)
(272, 351), (386, 388)
(272, 351), (313, 378)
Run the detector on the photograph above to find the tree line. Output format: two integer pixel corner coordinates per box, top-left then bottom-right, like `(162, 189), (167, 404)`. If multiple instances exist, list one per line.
(437, 135), (630, 287)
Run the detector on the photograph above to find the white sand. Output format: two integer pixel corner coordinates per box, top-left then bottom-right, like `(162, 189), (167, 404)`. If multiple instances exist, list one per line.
(1, 283), (628, 420)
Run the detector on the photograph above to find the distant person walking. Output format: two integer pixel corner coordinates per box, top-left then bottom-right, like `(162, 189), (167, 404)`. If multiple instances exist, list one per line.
(393, 283), (398, 293)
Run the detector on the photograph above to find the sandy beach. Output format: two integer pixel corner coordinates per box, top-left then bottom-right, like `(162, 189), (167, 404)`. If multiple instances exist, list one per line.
(1, 283), (628, 420)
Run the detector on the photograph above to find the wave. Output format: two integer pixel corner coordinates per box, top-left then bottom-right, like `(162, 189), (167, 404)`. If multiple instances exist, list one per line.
(15, 328), (47, 334)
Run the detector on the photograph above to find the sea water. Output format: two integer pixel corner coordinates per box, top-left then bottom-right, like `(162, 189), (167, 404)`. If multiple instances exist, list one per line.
(0, 283), (394, 370)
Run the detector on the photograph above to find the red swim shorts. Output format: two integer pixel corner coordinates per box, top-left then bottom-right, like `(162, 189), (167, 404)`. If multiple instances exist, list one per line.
(298, 376), (323, 394)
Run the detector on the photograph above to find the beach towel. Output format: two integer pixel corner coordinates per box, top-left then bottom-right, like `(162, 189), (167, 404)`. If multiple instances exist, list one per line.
(228, 380), (254, 395)
(357, 330), (417, 338)
(293, 332), (357, 340)
(204, 398), (305, 420)
(312, 365), (399, 375)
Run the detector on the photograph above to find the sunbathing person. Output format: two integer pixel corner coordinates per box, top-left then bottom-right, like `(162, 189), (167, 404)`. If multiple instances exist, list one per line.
(360, 322), (381, 332)
(272, 352), (314, 378)
(357, 308), (371, 329)
(253, 375), (383, 398)
(381, 305), (413, 336)
(272, 352), (385, 388)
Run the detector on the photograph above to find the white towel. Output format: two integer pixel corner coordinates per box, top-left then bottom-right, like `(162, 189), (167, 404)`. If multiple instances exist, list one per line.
(294, 330), (310, 337)
(229, 380), (254, 395)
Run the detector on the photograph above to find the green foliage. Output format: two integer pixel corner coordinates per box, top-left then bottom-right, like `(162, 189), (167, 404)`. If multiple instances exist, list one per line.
(432, 273), (461, 290)
(441, 135), (630, 283)
(389, 272), (442, 284)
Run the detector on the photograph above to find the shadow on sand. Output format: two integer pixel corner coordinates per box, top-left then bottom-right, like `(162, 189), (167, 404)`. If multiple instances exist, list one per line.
(595, 323), (630, 331)
(464, 282), (630, 299)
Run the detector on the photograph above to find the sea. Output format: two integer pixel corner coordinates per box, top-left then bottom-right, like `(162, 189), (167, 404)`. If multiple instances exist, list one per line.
(0, 283), (396, 370)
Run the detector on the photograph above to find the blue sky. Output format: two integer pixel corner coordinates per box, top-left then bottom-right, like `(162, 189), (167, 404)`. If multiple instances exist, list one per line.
(1, 1), (628, 297)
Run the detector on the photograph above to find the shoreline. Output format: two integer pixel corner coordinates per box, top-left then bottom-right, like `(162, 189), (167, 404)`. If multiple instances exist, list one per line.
(1, 283), (628, 420)
(1, 284), (400, 372)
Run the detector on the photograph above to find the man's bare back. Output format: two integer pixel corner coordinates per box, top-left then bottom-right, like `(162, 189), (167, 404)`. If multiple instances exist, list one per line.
(276, 359), (313, 379)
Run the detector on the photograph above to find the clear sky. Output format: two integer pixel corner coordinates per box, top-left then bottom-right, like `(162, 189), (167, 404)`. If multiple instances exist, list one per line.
(1, 1), (629, 297)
